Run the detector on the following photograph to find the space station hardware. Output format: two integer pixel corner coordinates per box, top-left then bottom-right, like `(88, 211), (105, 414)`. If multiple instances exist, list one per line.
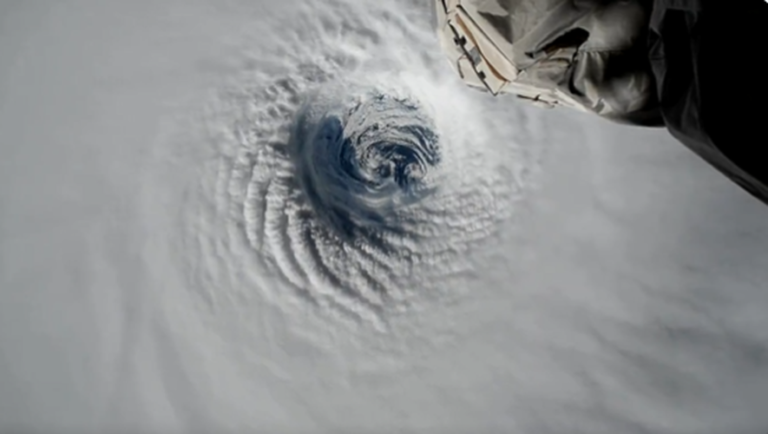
(435, 0), (661, 125)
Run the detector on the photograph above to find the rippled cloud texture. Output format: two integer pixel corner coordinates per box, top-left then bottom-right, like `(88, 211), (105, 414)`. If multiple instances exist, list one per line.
(1, 1), (768, 433)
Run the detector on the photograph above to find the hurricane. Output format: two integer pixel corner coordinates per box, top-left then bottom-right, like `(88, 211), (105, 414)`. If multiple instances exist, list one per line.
(4, 0), (768, 433)
(175, 0), (546, 340)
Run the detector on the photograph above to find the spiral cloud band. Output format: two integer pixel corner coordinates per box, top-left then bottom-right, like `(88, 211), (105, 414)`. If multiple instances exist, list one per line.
(178, 1), (548, 341)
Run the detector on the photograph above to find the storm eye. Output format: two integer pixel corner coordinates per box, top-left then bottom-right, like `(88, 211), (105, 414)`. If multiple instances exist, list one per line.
(291, 90), (441, 239)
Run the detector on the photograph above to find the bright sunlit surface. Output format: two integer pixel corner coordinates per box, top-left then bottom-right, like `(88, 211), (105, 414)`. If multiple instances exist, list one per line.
(1, 1), (768, 433)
